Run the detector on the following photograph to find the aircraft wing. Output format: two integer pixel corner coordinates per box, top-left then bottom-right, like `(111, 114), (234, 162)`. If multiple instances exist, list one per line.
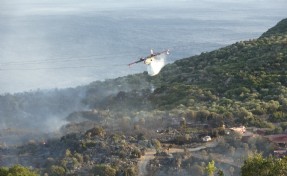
(128, 58), (145, 66)
(128, 49), (170, 66)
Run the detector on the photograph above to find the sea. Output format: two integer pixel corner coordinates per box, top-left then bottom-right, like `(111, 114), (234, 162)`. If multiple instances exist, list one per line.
(0, 0), (286, 93)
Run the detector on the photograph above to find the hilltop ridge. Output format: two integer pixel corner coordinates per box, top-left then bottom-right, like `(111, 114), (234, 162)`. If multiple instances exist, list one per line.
(260, 18), (287, 38)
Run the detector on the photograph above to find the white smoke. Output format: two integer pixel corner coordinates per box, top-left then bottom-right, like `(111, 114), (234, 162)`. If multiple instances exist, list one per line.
(147, 54), (166, 76)
(43, 116), (69, 133)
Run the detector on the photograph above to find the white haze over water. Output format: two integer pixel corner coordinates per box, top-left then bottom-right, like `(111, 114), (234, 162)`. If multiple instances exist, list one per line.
(0, 0), (286, 93)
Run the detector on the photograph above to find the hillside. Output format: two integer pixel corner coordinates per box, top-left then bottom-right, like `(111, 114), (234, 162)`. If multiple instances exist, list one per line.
(0, 18), (287, 176)
(260, 18), (287, 38)
(77, 18), (287, 127)
(1, 18), (287, 129)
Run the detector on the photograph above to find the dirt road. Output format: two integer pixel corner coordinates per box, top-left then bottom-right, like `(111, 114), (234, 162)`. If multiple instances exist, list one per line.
(137, 141), (237, 176)
(138, 149), (157, 176)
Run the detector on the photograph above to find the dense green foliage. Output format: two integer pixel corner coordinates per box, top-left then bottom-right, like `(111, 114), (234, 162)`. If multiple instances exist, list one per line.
(48, 165), (66, 176)
(241, 153), (287, 176)
(260, 18), (287, 38)
(93, 164), (116, 176)
(78, 17), (287, 128)
(145, 29), (287, 127)
(0, 165), (39, 176)
(205, 160), (217, 176)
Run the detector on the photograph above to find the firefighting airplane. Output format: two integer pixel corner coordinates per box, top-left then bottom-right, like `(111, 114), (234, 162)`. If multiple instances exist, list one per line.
(128, 49), (170, 66)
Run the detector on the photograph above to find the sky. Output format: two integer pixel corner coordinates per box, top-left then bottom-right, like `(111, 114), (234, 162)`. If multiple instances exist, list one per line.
(0, 0), (286, 94)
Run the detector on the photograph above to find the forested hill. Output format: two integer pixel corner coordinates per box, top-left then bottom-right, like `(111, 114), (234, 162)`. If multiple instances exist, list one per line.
(260, 18), (287, 38)
(81, 17), (287, 127)
(0, 18), (287, 130)
(154, 18), (287, 96)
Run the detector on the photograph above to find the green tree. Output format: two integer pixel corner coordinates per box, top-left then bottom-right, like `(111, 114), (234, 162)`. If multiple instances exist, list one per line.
(48, 165), (66, 176)
(123, 166), (137, 176)
(93, 164), (116, 176)
(205, 160), (217, 176)
(0, 167), (9, 176)
(65, 149), (72, 157)
(85, 126), (106, 137)
(0, 165), (39, 176)
(241, 153), (287, 176)
(152, 139), (161, 152)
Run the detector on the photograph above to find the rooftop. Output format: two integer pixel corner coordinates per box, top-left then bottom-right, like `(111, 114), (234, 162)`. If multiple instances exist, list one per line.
(265, 134), (287, 143)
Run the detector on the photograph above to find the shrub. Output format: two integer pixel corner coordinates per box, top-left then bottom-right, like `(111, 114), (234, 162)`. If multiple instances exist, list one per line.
(93, 164), (116, 176)
(48, 165), (66, 176)
(0, 165), (39, 176)
(241, 153), (287, 176)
